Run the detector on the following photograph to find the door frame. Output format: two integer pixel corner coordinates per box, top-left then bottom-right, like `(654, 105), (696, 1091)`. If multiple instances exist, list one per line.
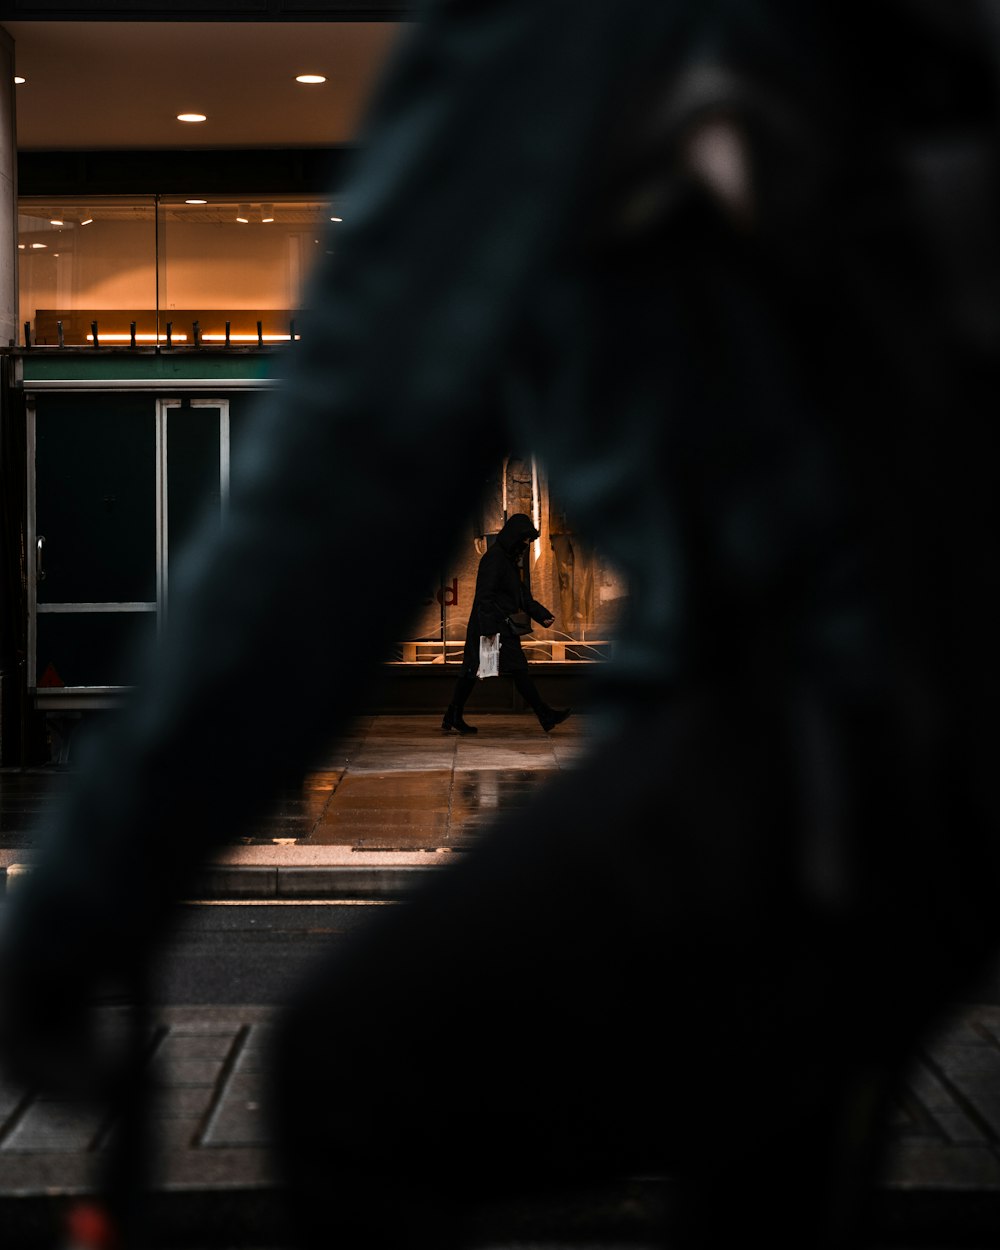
(155, 397), (231, 627)
(27, 391), (232, 694)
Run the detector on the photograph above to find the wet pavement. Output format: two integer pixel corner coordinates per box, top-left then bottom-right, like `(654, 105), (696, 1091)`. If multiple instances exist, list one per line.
(1, 713), (596, 901)
(0, 713), (590, 858)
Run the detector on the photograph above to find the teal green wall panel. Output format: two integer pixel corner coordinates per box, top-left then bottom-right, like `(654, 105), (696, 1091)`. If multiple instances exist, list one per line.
(20, 351), (283, 384)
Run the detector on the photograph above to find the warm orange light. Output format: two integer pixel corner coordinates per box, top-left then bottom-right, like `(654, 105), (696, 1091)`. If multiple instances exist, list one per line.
(87, 333), (188, 343)
(177, 113), (207, 123)
(202, 333), (299, 342)
(295, 74), (326, 84)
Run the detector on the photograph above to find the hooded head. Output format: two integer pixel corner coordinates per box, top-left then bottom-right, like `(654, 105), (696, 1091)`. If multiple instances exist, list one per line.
(496, 513), (540, 555)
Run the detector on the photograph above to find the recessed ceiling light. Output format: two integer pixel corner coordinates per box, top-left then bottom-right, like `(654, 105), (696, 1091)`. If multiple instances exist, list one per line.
(177, 113), (207, 123)
(296, 74), (327, 84)
(261, 204), (275, 223)
(236, 204), (251, 224)
(330, 216), (343, 222)
(185, 199), (208, 205)
(13, 76), (25, 85)
(31, 243), (46, 249)
(80, 218), (94, 226)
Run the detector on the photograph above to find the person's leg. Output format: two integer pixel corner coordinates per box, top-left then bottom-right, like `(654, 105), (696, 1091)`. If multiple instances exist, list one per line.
(511, 669), (571, 732)
(442, 674), (478, 734)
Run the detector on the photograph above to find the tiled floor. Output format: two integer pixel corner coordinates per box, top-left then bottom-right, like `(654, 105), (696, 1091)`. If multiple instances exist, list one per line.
(0, 714), (594, 853)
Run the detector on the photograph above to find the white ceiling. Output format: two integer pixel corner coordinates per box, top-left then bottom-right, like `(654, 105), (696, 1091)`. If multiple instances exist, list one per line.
(3, 20), (406, 150)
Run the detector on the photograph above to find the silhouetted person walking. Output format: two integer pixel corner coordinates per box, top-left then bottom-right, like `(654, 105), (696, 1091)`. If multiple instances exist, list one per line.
(442, 513), (571, 734)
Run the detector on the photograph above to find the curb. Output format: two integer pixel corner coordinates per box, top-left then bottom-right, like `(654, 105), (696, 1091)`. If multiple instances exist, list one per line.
(3, 862), (438, 901)
(192, 863), (438, 900)
(2, 1175), (999, 1249)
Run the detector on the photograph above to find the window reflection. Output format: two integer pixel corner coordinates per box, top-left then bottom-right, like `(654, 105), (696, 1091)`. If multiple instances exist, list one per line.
(18, 198), (157, 345)
(391, 457), (626, 666)
(17, 195), (341, 346)
(157, 196), (339, 343)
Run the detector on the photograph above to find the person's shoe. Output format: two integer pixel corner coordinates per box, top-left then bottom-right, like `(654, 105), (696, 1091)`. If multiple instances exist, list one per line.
(539, 707), (571, 733)
(442, 705), (478, 735)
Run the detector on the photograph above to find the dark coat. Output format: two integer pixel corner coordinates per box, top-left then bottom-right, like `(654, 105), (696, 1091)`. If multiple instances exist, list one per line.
(460, 513), (552, 675)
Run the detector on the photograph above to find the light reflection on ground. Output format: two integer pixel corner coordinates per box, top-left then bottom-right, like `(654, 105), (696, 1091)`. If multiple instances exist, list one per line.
(0, 713), (592, 853)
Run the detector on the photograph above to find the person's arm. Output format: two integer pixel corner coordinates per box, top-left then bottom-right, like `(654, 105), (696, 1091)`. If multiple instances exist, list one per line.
(529, 599), (556, 628)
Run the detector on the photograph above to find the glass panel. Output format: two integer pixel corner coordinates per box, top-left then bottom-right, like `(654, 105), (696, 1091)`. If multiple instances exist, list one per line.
(228, 392), (266, 459)
(156, 196), (341, 344)
(166, 405), (222, 600)
(397, 458), (627, 664)
(36, 611), (156, 688)
(35, 394), (156, 604)
(18, 198), (157, 346)
(17, 194), (342, 347)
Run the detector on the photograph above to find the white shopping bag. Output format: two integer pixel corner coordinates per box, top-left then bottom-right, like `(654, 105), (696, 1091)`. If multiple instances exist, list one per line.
(477, 634), (500, 679)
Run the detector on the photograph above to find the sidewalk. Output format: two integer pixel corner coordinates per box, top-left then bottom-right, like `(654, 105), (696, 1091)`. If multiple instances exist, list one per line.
(1, 713), (591, 900)
(2, 714), (1000, 1246)
(3, 1002), (1000, 1248)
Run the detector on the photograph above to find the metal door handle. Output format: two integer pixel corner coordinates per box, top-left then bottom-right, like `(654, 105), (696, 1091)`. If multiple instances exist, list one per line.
(36, 535), (46, 582)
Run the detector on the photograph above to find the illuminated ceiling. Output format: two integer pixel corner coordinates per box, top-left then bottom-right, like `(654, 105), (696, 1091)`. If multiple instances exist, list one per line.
(3, 20), (405, 149)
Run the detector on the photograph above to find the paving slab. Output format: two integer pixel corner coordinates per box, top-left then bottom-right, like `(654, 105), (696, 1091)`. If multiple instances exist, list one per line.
(0, 1003), (998, 1248)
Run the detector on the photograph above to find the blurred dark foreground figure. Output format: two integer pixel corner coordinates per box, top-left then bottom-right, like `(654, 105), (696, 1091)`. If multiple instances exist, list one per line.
(4, 1), (1000, 1246)
(442, 511), (571, 734)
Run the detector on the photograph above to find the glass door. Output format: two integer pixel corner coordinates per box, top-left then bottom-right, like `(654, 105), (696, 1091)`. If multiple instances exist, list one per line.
(30, 393), (158, 689)
(156, 399), (229, 619)
(28, 393), (231, 691)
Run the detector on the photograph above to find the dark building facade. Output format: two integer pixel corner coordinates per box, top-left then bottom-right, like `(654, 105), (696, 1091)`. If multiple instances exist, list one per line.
(0, 4), (622, 764)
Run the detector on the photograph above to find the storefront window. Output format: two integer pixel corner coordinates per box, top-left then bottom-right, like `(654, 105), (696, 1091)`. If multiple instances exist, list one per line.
(18, 197), (158, 346)
(389, 457), (626, 665)
(17, 194), (340, 347)
(156, 196), (339, 344)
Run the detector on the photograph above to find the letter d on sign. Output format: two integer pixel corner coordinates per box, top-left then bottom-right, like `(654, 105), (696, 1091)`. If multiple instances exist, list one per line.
(436, 578), (459, 607)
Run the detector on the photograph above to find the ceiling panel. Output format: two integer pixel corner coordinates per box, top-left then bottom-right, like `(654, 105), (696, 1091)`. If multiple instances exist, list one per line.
(3, 20), (405, 149)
